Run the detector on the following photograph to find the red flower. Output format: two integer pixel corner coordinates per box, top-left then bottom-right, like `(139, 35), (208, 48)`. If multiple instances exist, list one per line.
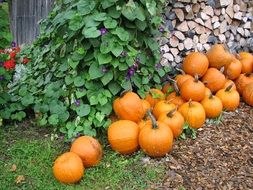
(12, 46), (21, 53)
(9, 51), (16, 59)
(23, 57), (30, 64)
(0, 50), (4, 53)
(3, 59), (16, 70)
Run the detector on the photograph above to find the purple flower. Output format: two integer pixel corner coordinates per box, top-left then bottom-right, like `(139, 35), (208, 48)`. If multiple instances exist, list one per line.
(126, 66), (135, 80)
(75, 99), (81, 107)
(0, 75), (4, 81)
(100, 28), (108, 35)
(133, 62), (138, 69)
(159, 26), (165, 32)
(101, 66), (108, 73)
(120, 51), (127, 57)
(11, 41), (16, 47)
(76, 133), (81, 138)
(155, 63), (162, 69)
(0, 0), (3, 3)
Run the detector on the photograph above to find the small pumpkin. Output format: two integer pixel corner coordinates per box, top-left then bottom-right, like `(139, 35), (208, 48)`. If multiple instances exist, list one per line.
(224, 58), (242, 80)
(166, 82), (185, 106)
(239, 52), (253, 73)
(141, 99), (151, 115)
(216, 84), (240, 111)
(175, 69), (194, 89)
(178, 100), (206, 129)
(113, 91), (144, 122)
(242, 82), (253, 106)
(201, 94), (223, 118)
(223, 79), (236, 91)
(202, 68), (226, 93)
(162, 82), (174, 94)
(145, 88), (165, 107)
(204, 87), (212, 97)
(53, 152), (84, 184)
(152, 100), (177, 119)
(182, 52), (209, 77)
(108, 120), (139, 154)
(180, 75), (205, 101)
(139, 110), (174, 157)
(235, 73), (253, 95)
(206, 44), (234, 69)
(158, 109), (184, 138)
(70, 136), (103, 168)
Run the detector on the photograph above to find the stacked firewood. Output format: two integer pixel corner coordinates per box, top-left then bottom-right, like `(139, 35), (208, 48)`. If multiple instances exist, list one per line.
(160, 0), (253, 68)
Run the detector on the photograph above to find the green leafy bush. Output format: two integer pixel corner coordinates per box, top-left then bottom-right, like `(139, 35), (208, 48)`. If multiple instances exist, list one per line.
(3, 0), (170, 140)
(0, 2), (12, 49)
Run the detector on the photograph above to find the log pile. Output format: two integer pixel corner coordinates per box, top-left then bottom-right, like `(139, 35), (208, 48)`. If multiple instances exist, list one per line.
(160, 0), (253, 68)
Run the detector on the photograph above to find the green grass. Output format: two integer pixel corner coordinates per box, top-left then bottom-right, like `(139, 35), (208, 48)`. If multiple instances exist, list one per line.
(0, 125), (165, 190)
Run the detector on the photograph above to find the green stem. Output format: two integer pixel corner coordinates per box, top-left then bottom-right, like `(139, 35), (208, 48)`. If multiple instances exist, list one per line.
(147, 110), (158, 129)
(172, 81), (180, 96)
(225, 83), (233, 92)
(175, 68), (186, 75)
(209, 93), (213, 99)
(188, 99), (193, 107)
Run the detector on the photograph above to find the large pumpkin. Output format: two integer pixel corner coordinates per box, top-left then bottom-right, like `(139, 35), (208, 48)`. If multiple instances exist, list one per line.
(201, 94), (223, 118)
(108, 120), (139, 154)
(145, 88), (165, 107)
(239, 52), (253, 73)
(139, 111), (174, 157)
(216, 84), (240, 111)
(206, 44), (234, 69)
(182, 52), (209, 77)
(113, 91), (144, 122)
(242, 82), (253, 106)
(152, 100), (177, 119)
(224, 58), (242, 80)
(180, 75), (205, 101)
(235, 73), (253, 95)
(158, 109), (184, 138)
(70, 136), (103, 168)
(202, 68), (226, 93)
(178, 100), (206, 129)
(53, 152), (84, 184)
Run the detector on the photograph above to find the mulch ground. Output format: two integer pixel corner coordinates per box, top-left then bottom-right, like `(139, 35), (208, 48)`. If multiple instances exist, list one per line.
(150, 102), (253, 190)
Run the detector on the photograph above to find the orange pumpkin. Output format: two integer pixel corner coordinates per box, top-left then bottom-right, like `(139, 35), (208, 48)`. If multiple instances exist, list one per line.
(178, 100), (206, 129)
(239, 52), (253, 73)
(204, 87), (212, 97)
(152, 100), (177, 119)
(166, 82), (185, 106)
(158, 109), (184, 138)
(70, 136), (103, 168)
(201, 94), (223, 118)
(108, 120), (139, 154)
(182, 52), (209, 77)
(202, 68), (226, 93)
(224, 58), (242, 80)
(175, 73), (194, 89)
(138, 118), (152, 131)
(242, 82), (253, 106)
(223, 79), (236, 91)
(216, 84), (240, 111)
(235, 73), (253, 95)
(206, 44), (234, 69)
(180, 75), (205, 101)
(113, 91), (144, 122)
(139, 111), (174, 157)
(141, 99), (151, 115)
(53, 152), (84, 184)
(162, 82), (174, 94)
(145, 89), (165, 107)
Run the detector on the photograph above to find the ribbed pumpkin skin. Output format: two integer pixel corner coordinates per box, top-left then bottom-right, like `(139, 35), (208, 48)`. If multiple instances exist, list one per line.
(70, 136), (103, 168)
(180, 77), (205, 101)
(158, 111), (184, 138)
(141, 99), (151, 115)
(108, 120), (139, 154)
(235, 74), (253, 95)
(166, 92), (186, 106)
(113, 92), (144, 122)
(216, 88), (240, 111)
(239, 52), (253, 73)
(242, 83), (253, 106)
(152, 100), (177, 119)
(139, 121), (174, 157)
(145, 89), (165, 107)
(176, 74), (193, 89)
(206, 44), (234, 69)
(224, 58), (242, 80)
(202, 68), (226, 93)
(53, 152), (84, 184)
(178, 101), (206, 129)
(182, 52), (209, 77)
(223, 79), (236, 91)
(201, 96), (223, 118)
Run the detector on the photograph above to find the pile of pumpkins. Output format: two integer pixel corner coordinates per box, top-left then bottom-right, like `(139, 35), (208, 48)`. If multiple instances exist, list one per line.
(108, 44), (253, 158)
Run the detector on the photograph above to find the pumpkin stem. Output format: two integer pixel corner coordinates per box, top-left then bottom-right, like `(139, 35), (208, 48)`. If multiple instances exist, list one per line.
(120, 88), (132, 98)
(245, 73), (251, 77)
(235, 53), (241, 60)
(188, 99), (193, 107)
(175, 68), (186, 75)
(167, 108), (177, 118)
(147, 110), (158, 129)
(222, 42), (230, 53)
(172, 81), (180, 96)
(225, 83), (233, 92)
(209, 93), (214, 99)
(194, 74), (199, 82)
(220, 66), (225, 74)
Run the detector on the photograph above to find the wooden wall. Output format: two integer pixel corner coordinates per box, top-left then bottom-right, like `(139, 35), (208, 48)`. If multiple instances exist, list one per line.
(9, 0), (54, 45)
